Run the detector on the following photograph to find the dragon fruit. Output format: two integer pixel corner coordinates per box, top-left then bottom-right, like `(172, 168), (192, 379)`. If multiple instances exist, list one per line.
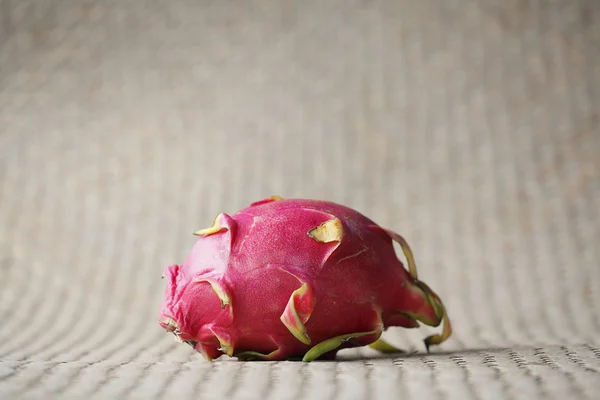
(159, 196), (451, 361)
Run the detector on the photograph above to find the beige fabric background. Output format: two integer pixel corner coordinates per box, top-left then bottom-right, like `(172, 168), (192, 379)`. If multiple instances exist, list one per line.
(1, 0), (599, 399)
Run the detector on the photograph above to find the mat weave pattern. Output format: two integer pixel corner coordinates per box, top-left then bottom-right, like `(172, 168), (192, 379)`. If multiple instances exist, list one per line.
(1, 1), (599, 399)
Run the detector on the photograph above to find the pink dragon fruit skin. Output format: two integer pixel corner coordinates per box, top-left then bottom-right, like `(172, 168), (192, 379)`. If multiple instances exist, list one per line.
(159, 197), (451, 361)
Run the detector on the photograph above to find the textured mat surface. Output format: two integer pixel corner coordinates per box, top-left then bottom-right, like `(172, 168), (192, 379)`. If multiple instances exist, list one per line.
(0, 0), (599, 399)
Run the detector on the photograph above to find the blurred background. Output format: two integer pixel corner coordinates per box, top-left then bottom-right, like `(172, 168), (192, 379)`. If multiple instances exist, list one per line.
(0, 0), (599, 399)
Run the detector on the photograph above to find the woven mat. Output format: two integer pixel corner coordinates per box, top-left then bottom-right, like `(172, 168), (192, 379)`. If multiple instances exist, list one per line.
(1, 1), (599, 399)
